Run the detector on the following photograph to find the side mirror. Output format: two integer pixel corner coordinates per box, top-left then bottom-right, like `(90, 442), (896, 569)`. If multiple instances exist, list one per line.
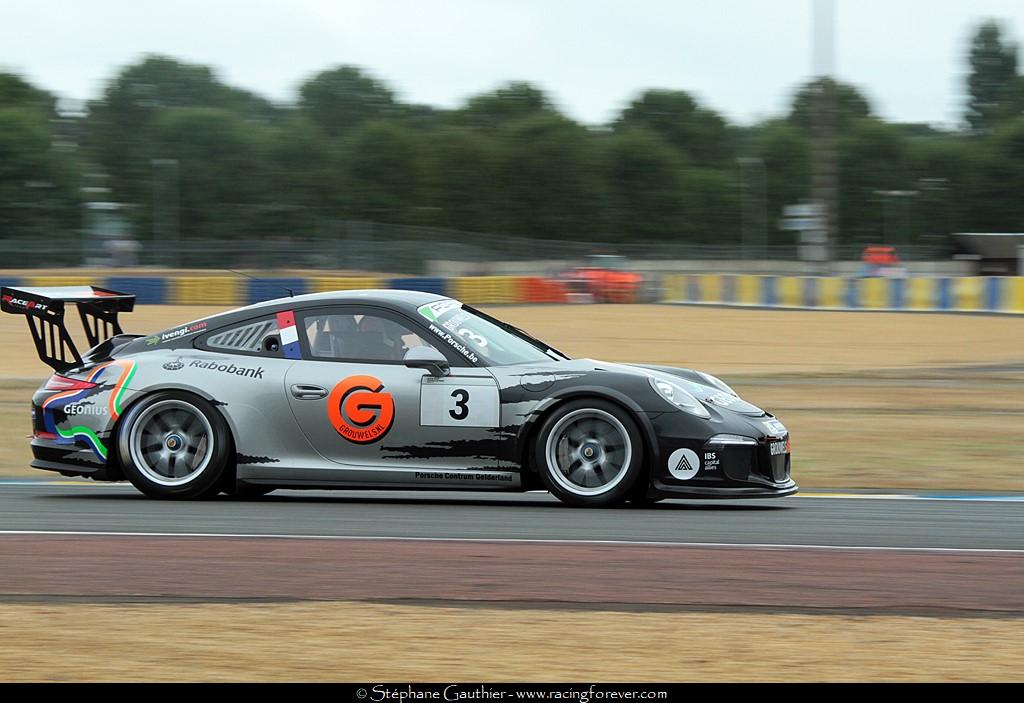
(403, 346), (450, 377)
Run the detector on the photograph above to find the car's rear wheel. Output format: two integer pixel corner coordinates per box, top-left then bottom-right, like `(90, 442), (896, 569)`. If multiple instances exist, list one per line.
(535, 399), (644, 507)
(117, 391), (230, 499)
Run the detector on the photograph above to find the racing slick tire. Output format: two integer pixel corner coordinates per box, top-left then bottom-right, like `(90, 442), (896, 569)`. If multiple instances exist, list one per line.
(534, 398), (644, 507)
(116, 391), (231, 499)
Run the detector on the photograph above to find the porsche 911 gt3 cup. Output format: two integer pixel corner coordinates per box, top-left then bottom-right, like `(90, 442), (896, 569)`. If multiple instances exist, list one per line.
(3, 285), (795, 506)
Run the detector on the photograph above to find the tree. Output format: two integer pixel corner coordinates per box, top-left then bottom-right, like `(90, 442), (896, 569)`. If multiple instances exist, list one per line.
(420, 127), (501, 232)
(0, 73), (56, 114)
(746, 120), (811, 245)
(600, 128), (688, 241)
(87, 55), (276, 211)
(145, 107), (266, 243)
(450, 82), (556, 129)
(837, 118), (910, 246)
(492, 113), (604, 239)
(0, 108), (79, 242)
(298, 66), (397, 138)
(788, 78), (872, 134)
(966, 20), (1019, 133)
(965, 117), (1024, 230)
(613, 89), (730, 165)
(341, 120), (425, 223)
(260, 116), (340, 232)
(906, 134), (973, 240)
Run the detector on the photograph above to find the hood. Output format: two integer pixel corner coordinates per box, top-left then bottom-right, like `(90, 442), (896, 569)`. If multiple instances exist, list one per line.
(507, 358), (766, 417)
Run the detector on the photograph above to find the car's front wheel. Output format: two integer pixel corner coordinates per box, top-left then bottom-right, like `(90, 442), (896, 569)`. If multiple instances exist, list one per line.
(534, 399), (644, 507)
(117, 391), (231, 499)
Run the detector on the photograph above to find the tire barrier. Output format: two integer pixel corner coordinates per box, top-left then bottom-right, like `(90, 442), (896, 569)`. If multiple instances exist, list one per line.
(2, 272), (1024, 313)
(661, 274), (1024, 313)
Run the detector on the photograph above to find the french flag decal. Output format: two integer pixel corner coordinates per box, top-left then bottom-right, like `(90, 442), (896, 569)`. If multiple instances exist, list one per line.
(276, 310), (302, 359)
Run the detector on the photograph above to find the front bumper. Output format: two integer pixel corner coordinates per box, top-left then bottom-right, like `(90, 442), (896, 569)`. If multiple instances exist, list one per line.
(648, 422), (797, 499)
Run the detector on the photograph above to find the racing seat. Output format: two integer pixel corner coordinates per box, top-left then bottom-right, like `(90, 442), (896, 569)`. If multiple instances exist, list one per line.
(310, 315), (358, 358)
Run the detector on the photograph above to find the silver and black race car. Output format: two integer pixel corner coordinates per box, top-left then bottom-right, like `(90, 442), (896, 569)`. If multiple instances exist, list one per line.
(2, 285), (795, 506)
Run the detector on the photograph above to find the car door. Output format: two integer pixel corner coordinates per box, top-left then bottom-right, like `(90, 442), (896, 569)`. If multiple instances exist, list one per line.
(284, 305), (507, 477)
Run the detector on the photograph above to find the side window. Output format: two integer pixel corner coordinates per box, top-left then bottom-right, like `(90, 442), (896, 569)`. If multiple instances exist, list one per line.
(302, 310), (436, 362)
(200, 316), (282, 357)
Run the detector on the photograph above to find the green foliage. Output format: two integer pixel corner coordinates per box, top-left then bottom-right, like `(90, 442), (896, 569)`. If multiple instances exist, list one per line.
(491, 113), (605, 239)
(4, 36), (1024, 255)
(0, 73), (56, 114)
(450, 82), (555, 130)
(86, 55), (277, 227)
(966, 117), (1024, 230)
(788, 77), (873, 134)
(600, 128), (688, 241)
(614, 89), (731, 165)
(838, 118), (910, 244)
(420, 127), (501, 232)
(145, 107), (266, 241)
(0, 108), (79, 240)
(341, 120), (425, 223)
(966, 20), (1019, 133)
(298, 66), (397, 138)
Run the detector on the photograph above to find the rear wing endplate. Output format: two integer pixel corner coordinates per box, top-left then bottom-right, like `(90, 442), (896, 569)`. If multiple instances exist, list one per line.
(1, 285), (135, 373)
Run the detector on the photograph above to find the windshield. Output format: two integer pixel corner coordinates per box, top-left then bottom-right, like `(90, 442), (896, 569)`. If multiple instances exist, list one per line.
(416, 300), (562, 366)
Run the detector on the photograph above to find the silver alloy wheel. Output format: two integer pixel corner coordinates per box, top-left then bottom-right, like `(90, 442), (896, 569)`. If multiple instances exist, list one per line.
(127, 399), (215, 487)
(544, 408), (633, 496)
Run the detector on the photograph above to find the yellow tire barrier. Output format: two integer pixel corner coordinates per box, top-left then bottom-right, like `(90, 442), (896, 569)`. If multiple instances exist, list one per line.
(169, 276), (242, 306)
(309, 277), (383, 293)
(26, 275), (95, 288)
(451, 276), (523, 304)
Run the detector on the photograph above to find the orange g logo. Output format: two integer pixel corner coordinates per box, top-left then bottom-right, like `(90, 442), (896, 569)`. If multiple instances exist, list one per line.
(327, 375), (395, 444)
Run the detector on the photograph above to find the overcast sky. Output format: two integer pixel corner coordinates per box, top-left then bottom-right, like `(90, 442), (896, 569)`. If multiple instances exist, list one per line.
(2, 0), (1022, 128)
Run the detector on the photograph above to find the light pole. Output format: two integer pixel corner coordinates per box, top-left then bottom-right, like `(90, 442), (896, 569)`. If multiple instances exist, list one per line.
(152, 158), (180, 268)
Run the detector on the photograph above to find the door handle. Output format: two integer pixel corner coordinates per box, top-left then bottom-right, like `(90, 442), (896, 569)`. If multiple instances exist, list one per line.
(290, 383), (328, 400)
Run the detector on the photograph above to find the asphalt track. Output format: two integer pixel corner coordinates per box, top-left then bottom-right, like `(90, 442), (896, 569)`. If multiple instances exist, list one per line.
(1, 482), (1022, 615)
(1, 482), (1023, 549)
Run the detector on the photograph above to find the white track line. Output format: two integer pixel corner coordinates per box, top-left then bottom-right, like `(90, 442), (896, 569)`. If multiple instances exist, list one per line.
(2, 481), (1023, 502)
(0, 530), (1022, 554)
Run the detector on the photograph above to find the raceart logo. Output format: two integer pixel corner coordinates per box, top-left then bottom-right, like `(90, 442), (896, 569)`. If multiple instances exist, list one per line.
(2, 295), (47, 312)
(328, 375), (395, 444)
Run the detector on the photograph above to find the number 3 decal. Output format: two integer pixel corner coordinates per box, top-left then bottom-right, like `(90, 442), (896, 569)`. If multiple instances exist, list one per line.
(449, 388), (469, 420)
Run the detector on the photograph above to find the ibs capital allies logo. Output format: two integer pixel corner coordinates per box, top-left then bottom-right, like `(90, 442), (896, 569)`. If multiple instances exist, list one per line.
(328, 375), (395, 444)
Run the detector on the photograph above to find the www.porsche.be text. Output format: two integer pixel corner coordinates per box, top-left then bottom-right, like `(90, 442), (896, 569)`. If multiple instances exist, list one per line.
(362, 686), (668, 702)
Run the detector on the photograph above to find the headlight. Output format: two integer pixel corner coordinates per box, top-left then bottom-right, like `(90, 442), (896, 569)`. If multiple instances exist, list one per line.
(707, 433), (757, 446)
(697, 371), (737, 396)
(649, 376), (710, 418)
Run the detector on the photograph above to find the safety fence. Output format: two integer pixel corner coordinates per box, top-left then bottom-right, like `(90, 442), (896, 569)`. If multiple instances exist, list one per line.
(662, 274), (1024, 313)
(3, 273), (1024, 313)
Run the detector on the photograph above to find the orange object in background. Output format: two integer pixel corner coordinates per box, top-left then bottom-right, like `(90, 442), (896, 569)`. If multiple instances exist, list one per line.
(568, 268), (641, 303)
(517, 276), (569, 303)
(862, 245), (901, 266)
(561, 254), (643, 303)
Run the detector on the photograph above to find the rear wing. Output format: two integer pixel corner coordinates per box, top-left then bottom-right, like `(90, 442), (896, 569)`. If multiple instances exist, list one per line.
(1, 285), (136, 373)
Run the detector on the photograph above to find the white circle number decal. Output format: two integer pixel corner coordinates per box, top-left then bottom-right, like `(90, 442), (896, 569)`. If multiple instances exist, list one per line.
(667, 448), (701, 481)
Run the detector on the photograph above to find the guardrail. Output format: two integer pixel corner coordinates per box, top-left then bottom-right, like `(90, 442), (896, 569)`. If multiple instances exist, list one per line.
(3, 273), (1022, 313)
